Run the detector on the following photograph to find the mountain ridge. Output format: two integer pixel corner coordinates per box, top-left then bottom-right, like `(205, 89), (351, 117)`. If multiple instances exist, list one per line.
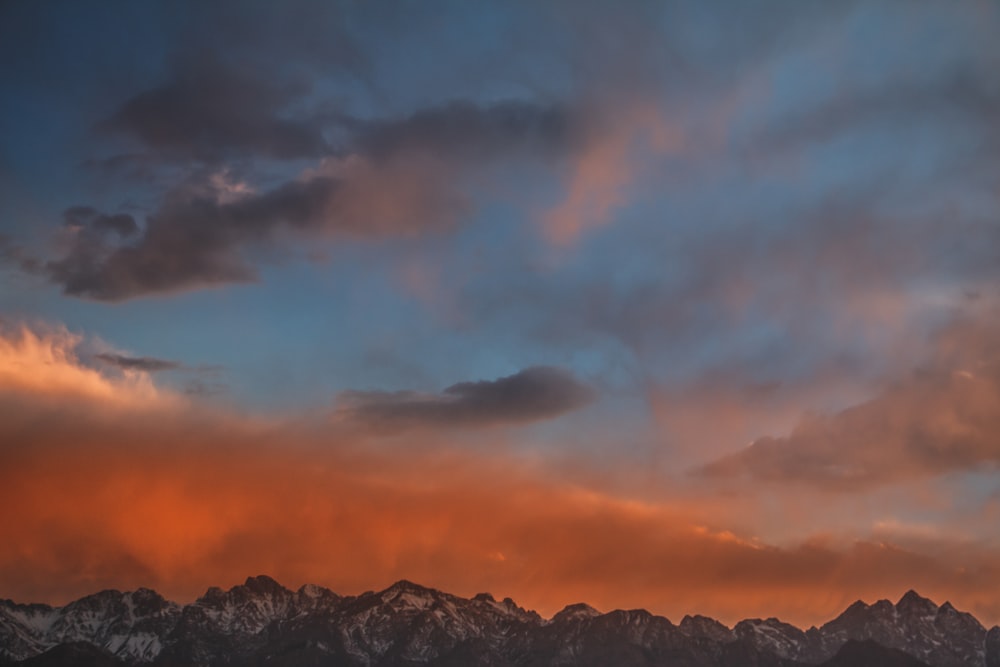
(1, 577), (996, 667)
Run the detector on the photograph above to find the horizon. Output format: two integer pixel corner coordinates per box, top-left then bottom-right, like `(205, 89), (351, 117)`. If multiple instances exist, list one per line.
(3, 1), (1000, 632)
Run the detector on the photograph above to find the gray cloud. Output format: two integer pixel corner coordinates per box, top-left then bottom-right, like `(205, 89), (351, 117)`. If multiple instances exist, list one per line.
(0, 235), (42, 276)
(45, 95), (577, 302)
(94, 353), (181, 373)
(334, 366), (595, 433)
(345, 100), (576, 162)
(44, 160), (466, 301)
(102, 57), (330, 162)
(63, 206), (138, 238)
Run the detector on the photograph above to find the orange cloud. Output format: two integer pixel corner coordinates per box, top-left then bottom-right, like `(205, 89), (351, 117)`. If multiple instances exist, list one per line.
(0, 322), (173, 408)
(700, 309), (1000, 489)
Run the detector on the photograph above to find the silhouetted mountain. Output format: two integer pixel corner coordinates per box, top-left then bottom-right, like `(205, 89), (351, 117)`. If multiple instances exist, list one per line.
(2, 578), (997, 667)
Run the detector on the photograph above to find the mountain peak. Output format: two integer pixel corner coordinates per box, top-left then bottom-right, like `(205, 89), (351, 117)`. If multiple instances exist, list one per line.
(384, 578), (433, 595)
(679, 614), (734, 642)
(896, 589), (936, 615)
(297, 583), (333, 599)
(551, 602), (601, 623)
(242, 574), (287, 595)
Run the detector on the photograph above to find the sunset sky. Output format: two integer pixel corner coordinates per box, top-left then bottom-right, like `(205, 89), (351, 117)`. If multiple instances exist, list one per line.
(3, 0), (1000, 628)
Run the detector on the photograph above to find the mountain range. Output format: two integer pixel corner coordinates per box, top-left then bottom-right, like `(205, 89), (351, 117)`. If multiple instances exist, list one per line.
(2, 577), (999, 666)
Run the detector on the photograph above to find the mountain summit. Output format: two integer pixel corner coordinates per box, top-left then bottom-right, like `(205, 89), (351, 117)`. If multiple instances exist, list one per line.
(1, 579), (996, 667)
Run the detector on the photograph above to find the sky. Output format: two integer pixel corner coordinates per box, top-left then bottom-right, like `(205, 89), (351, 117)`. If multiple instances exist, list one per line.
(2, 0), (1000, 629)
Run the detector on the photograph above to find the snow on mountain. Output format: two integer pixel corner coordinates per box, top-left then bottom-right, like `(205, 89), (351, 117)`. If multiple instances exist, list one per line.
(729, 590), (989, 666)
(1, 579), (998, 667)
(1, 589), (178, 664)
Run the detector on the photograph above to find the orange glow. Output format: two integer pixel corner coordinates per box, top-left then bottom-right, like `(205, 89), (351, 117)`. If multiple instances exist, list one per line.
(3, 324), (1000, 628)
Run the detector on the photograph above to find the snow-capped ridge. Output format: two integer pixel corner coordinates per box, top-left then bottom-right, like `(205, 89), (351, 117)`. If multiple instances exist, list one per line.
(1, 583), (997, 667)
(551, 602), (601, 623)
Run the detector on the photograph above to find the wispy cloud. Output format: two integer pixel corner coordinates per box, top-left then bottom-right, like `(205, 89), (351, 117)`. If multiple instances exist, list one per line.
(94, 353), (181, 373)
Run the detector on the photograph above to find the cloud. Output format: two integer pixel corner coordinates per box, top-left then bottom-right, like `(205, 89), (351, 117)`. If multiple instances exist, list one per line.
(63, 206), (138, 238)
(0, 234), (42, 275)
(334, 366), (595, 433)
(4, 320), (1000, 626)
(346, 100), (575, 162)
(541, 102), (682, 246)
(0, 322), (174, 409)
(44, 153), (468, 300)
(34, 95), (590, 302)
(102, 57), (330, 162)
(94, 353), (181, 373)
(699, 309), (1000, 489)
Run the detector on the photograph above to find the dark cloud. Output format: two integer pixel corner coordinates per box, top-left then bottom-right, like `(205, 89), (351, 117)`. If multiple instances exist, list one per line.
(44, 95), (579, 301)
(698, 311), (1000, 489)
(44, 162), (466, 300)
(335, 366), (595, 432)
(94, 353), (180, 373)
(101, 57), (330, 162)
(0, 235), (42, 275)
(63, 206), (138, 237)
(346, 100), (576, 162)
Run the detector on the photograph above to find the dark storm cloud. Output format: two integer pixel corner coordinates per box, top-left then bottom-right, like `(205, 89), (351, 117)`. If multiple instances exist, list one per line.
(94, 353), (181, 373)
(101, 58), (330, 162)
(699, 310), (1000, 489)
(335, 366), (595, 432)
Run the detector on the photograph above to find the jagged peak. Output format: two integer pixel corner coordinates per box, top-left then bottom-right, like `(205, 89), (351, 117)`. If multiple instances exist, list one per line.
(242, 574), (288, 595)
(551, 602), (601, 622)
(473, 592), (496, 603)
(197, 575), (290, 604)
(297, 583), (336, 599)
(679, 614), (734, 642)
(896, 589), (936, 614)
(378, 579), (439, 607)
(384, 578), (433, 594)
(844, 599), (869, 612)
(62, 588), (128, 611)
(200, 586), (225, 601)
(0, 598), (54, 612)
(821, 598), (869, 630)
(734, 615), (806, 636)
(131, 586), (160, 597)
(680, 613), (730, 630)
